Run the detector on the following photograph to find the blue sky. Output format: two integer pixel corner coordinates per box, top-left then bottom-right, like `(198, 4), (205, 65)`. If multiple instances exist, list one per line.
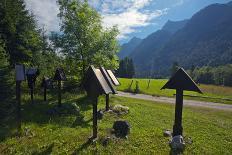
(25, 0), (231, 44)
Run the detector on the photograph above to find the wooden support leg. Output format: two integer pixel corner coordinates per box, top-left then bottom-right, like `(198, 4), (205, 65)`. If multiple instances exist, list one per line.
(92, 97), (98, 139)
(173, 89), (183, 136)
(44, 86), (47, 101)
(58, 80), (61, 107)
(105, 94), (109, 111)
(16, 81), (21, 134)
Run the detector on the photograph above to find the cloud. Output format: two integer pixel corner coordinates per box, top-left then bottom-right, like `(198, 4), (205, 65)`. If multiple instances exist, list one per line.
(25, 0), (168, 39)
(100, 0), (168, 39)
(24, 0), (60, 32)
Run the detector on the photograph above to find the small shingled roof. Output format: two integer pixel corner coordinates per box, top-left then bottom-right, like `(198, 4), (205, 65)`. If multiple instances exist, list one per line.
(161, 68), (202, 93)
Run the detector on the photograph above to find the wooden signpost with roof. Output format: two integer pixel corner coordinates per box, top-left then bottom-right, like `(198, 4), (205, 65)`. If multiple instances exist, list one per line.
(53, 68), (67, 107)
(15, 64), (26, 133)
(161, 68), (202, 136)
(26, 68), (39, 104)
(83, 66), (116, 140)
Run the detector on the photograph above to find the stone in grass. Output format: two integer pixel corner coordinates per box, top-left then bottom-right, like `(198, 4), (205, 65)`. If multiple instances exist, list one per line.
(102, 136), (111, 146)
(112, 104), (129, 115)
(163, 129), (172, 137)
(97, 110), (104, 120)
(169, 135), (185, 152)
(113, 120), (130, 138)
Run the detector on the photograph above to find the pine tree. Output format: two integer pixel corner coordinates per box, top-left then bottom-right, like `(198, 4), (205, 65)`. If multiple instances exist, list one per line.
(0, 0), (42, 66)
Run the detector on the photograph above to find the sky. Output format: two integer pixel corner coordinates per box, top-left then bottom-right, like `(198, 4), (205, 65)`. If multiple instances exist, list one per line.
(25, 0), (231, 44)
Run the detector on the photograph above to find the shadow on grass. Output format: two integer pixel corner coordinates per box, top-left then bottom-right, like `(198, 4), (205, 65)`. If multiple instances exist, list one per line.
(32, 143), (54, 155)
(72, 139), (92, 155)
(0, 94), (93, 142)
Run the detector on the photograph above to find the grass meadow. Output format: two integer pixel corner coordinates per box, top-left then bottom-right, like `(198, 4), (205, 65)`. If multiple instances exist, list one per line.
(117, 78), (232, 104)
(0, 88), (231, 154)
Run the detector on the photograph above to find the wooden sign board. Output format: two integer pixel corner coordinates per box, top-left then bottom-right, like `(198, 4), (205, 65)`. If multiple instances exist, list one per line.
(106, 70), (120, 86)
(161, 68), (202, 93)
(15, 64), (26, 81)
(100, 67), (117, 94)
(83, 66), (114, 97)
(54, 68), (67, 81)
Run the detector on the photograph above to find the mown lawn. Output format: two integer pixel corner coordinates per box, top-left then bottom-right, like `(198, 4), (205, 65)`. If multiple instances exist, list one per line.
(0, 91), (231, 154)
(117, 78), (232, 104)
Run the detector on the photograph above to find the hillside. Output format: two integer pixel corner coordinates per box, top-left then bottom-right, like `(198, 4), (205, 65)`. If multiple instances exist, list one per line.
(155, 2), (232, 75)
(120, 1), (232, 77)
(118, 37), (142, 59)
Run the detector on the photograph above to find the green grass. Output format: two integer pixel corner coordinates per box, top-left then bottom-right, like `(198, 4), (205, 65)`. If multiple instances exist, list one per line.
(117, 78), (232, 104)
(0, 91), (231, 154)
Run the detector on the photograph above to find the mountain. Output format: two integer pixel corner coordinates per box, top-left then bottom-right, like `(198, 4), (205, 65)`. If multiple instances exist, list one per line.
(162, 19), (188, 34)
(118, 37), (142, 59)
(128, 1), (232, 77)
(154, 2), (232, 76)
(129, 30), (172, 77)
(128, 19), (188, 77)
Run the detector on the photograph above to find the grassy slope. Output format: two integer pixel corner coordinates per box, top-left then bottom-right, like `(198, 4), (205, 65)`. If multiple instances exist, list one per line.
(0, 92), (231, 154)
(117, 78), (232, 104)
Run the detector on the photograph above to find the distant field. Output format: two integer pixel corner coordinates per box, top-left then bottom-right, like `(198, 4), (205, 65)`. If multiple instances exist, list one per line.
(0, 92), (231, 154)
(117, 78), (232, 104)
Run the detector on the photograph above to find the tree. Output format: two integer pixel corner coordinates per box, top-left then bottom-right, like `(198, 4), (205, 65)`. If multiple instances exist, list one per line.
(0, 0), (42, 66)
(116, 57), (135, 78)
(0, 38), (8, 68)
(54, 0), (119, 79)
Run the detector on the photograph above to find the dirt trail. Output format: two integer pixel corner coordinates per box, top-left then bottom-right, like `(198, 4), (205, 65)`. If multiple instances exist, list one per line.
(116, 91), (232, 111)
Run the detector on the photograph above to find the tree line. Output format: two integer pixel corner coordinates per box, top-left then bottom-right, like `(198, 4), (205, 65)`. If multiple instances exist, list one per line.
(189, 64), (232, 87)
(116, 57), (135, 78)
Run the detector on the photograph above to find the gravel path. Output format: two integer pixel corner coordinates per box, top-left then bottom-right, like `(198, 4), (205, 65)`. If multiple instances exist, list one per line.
(116, 91), (232, 111)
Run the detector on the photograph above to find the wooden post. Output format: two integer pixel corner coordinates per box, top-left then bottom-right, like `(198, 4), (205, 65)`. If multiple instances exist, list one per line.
(16, 81), (21, 133)
(105, 94), (109, 111)
(44, 85), (47, 101)
(147, 79), (151, 89)
(30, 86), (34, 104)
(173, 89), (183, 136)
(92, 97), (98, 139)
(58, 80), (61, 107)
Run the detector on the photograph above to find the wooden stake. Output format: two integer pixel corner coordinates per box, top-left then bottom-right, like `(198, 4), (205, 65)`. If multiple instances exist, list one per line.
(58, 80), (61, 107)
(105, 94), (109, 111)
(44, 85), (47, 101)
(92, 97), (98, 139)
(30, 86), (34, 104)
(16, 81), (21, 133)
(173, 89), (183, 136)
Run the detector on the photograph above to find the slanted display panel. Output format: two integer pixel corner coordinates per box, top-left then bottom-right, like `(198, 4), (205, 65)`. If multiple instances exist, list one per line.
(107, 70), (120, 86)
(95, 69), (113, 94)
(15, 64), (26, 81)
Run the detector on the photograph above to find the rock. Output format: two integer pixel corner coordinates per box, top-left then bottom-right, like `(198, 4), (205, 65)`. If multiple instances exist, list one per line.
(185, 137), (193, 145)
(169, 135), (185, 151)
(112, 104), (129, 115)
(163, 129), (172, 137)
(102, 136), (111, 146)
(113, 120), (130, 138)
(97, 110), (104, 120)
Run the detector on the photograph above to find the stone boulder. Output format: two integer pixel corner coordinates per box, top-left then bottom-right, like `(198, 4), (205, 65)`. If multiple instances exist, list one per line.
(169, 135), (185, 151)
(113, 120), (130, 138)
(112, 104), (129, 115)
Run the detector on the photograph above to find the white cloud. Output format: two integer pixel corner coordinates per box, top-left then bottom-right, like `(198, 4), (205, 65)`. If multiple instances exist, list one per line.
(101, 0), (168, 39)
(25, 0), (60, 32)
(24, 0), (168, 39)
